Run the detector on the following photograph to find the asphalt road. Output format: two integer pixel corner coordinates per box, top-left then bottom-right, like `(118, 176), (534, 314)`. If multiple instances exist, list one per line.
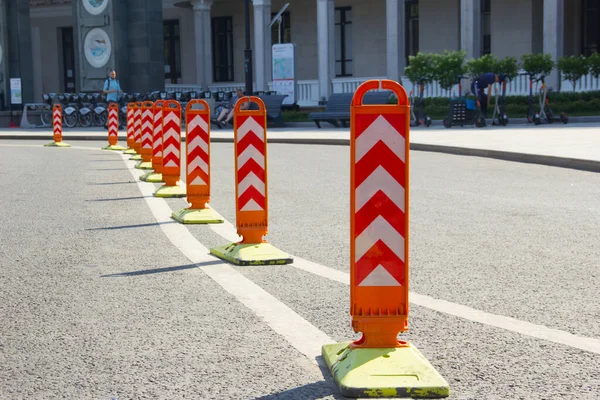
(0, 140), (599, 400)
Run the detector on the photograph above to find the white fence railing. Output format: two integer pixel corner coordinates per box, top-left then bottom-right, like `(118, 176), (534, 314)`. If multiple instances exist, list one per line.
(167, 71), (600, 108)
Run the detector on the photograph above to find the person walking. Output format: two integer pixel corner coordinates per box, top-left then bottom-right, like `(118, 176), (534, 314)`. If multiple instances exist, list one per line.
(103, 69), (123, 129)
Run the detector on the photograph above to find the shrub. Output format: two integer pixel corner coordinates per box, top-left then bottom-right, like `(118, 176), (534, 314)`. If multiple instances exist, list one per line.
(466, 54), (498, 80)
(588, 52), (600, 78)
(521, 53), (555, 77)
(557, 55), (590, 91)
(432, 50), (468, 93)
(496, 56), (520, 81)
(403, 52), (436, 87)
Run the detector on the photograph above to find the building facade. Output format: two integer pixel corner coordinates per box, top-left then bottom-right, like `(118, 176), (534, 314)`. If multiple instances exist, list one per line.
(1, 0), (599, 109)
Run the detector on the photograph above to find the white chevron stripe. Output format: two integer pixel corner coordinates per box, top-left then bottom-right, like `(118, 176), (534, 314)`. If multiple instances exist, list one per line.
(358, 265), (401, 286)
(143, 110), (153, 118)
(240, 199), (264, 212)
(354, 215), (404, 262)
(238, 172), (265, 196)
(53, 116), (61, 123)
(237, 117), (264, 142)
(163, 111), (180, 126)
(142, 121), (153, 131)
(355, 165), (405, 213)
(164, 160), (178, 167)
(355, 115), (405, 162)
(189, 156), (208, 175)
(189, 176), (206, 186)
(163, 128), (179, 141)
(188, 136), (208, 154)
(163, 143), (180, 157)
(188, 115), (208, 133)
(237, 145), (265, 170)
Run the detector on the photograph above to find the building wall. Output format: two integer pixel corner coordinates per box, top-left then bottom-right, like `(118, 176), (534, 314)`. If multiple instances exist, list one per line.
(419, 0), (460, 54)
(490, 0), (533, 59)
(30, 16), (72, 95)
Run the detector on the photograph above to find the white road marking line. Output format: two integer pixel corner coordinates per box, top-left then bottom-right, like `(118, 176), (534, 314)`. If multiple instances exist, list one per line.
(204, 203), (600, 356)
(120, 154), (333, 364)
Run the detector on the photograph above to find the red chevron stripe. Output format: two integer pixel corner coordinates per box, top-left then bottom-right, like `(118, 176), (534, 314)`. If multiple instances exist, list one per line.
(237, 158), (265, 182)
(236, 115), (265, 129)
(189, 169), (209, 186)
(237, 131), (266, 156)
(163, 137), (180, 148)
(354, 141), (405, 188)
(238, 185), (266, 210)
(355, 240), (405, 286)
(354, 113), (404, 139)
(189, 127), (209, 144)
(163, 154), (180, 166)
(188, 147), (209, 165)
(354, 191), (405, 237)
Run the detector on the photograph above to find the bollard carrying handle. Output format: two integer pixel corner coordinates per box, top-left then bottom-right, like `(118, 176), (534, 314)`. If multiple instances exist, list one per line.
(163, 100), (180, 109)
(186, 99), (210, 114)
(108, 103), (118, 111)
(143, 101), (154, 108)
(234, 96), (265, 113)
(53, 104), (62, 112)
(352, 79), (408, 107)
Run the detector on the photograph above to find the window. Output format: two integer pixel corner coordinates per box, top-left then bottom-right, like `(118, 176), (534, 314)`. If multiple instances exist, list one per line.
(582, 0), (600, 55)
(212, 17), (234, 82)
(271, 11), (291, 44)
(164, 20), (182, 84)
(61, 27), (76, 93)
(405, 0), (419, 65)
(335, 7), (353, 77)
(481, 0), (491, 55)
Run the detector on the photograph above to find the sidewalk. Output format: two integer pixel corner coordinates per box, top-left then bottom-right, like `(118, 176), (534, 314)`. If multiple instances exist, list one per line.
(1, 122), (599, 173)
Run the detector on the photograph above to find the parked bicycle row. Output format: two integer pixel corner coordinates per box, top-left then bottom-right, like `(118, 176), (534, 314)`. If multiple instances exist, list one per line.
(39, 90), (280, 129)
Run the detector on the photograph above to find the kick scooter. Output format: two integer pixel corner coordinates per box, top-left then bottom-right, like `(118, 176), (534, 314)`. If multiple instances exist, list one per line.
(409, 81), (432, 127)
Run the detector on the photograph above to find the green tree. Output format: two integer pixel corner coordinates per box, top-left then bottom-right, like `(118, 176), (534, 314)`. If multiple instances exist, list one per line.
(557, 55), (590, 91)
(521, 53), (555, 78)
(496, 56), (520, 81)
(588, 52), (600, 79)
(403, 52), (436, 87)
(432, 50), (468, 94)
(466, 54), (498, 80)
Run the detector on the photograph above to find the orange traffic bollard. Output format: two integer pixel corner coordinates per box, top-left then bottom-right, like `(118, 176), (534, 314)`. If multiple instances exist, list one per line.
(154, 100), (185, 198)
(44, 104), (70, 147)
(210, 96), (291, 265)
(139, 100), (165, 182)
(135, 101), (155, 169)
(102, 103), (126, 151)
(130, 102), (143, 160)
(172, 100), (224, 224)
(124, 103), (136, 154)
(321, 80), (449, 398)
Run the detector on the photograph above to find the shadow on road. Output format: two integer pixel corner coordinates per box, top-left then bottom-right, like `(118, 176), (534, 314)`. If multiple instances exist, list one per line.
(90, 168), (130, 171)
(86, 195), (149, 202)
(88, 181), (137, 185)
(86, 221), (177, 231)
(101, 260), (223, 277)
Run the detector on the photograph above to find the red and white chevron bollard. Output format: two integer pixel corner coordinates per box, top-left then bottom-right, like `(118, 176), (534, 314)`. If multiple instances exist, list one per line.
(154, 100), (185, 198)
(321, 80), (449, 398)
(124, 103), (136, 154)
(102, 103), (126, 151)
(135, 101), (155, 169)
(139, 100), (165, 182)
(130, 102), (143, 160)
(210, 96), (291, 265)
(172, 100), (223, 224)
(44, 104), (70, 147)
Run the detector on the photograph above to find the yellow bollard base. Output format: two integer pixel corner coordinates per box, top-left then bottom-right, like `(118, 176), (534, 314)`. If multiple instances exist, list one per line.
(102, 144), (127, 151)
(130, 154), (142, 161)
(44, 141), (71, 147)
(210, 242), (293, 266)
(139, 172), (163, 183)
(135, 161), (153, 170)
(321, 341), (450, 399)
(172, 208), (225, 224)
(154, 184), (186, 198)
(124, 148), (137, 154)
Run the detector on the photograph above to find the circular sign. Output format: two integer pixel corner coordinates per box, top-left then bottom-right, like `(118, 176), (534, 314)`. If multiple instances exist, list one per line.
(81, 0), (108, 15)
(84, 28), (112, 68)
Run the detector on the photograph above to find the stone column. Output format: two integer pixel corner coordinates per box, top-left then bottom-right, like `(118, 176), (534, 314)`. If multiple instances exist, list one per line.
(317, 0), (335, 102)
(5, 0), (33, 104)
(386, 0), (406, 82)
(460, 0), (481, 59)
(192, 0), (213, 90)
(0, 0), (9, 109)
(126, 0), (164, 93)
(543, 0), (564, 91)
(253, 0), (271, 92)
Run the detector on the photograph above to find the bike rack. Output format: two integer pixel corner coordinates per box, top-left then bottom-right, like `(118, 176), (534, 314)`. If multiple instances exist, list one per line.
(20, 103), (50, 128)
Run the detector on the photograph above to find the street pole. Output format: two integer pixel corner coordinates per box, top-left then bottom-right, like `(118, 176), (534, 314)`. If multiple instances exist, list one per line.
(244, 0), (253, 96)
